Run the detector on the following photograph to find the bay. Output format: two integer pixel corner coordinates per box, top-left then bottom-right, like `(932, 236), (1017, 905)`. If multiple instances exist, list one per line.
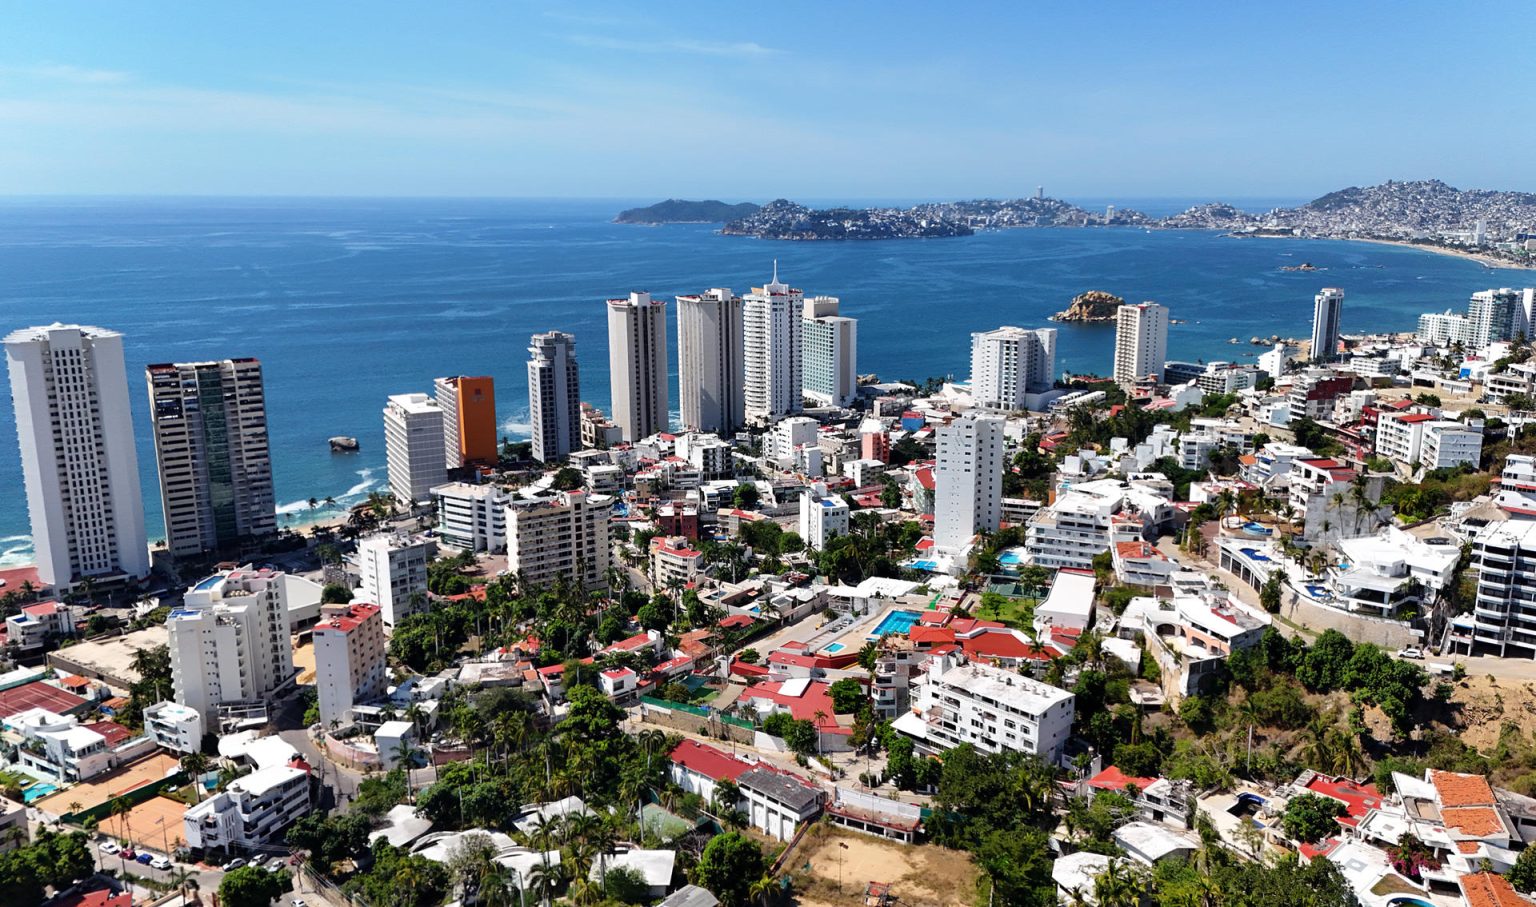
(0, 196), (1521, 561)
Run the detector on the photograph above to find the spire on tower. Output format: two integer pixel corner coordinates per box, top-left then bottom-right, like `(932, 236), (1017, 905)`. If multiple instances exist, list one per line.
(772, 259), (778, 284)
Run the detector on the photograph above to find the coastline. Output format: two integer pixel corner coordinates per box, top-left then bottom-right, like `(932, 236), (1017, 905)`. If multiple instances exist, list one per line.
(1231, 232), (1534, 271)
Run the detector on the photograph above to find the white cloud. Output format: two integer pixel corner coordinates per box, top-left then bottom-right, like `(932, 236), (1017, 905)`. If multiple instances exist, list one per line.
(567, 34), (785, 58)
(0, 63), (131, 84)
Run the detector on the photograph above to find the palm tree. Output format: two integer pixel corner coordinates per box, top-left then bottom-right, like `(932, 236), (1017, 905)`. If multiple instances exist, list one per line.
(394, 739), (419, 799)
(1092, 861), (1145, 907)
(750, 873), (778, 907)
(180, 751), (211, 800)
(527, 858), (565, 907)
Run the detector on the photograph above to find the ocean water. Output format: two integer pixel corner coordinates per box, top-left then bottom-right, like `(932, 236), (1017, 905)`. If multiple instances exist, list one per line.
(0, 196), (1523, 560)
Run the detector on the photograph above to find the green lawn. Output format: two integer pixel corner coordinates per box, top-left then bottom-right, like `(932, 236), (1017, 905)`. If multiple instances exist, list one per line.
(976, 594), (1040, 629)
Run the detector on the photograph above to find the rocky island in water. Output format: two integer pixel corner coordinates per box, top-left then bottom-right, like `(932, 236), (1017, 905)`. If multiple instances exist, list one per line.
(1050, 291), (1126, 323)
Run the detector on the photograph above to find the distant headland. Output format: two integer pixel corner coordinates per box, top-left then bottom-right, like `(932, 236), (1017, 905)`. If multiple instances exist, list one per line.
(615, 180), (1536, 267)
(614, 199), (761, 224)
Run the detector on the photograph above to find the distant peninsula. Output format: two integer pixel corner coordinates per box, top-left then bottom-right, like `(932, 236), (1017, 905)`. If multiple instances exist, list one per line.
(613, 181), (1536, 266)
(614, 199), (761, 224)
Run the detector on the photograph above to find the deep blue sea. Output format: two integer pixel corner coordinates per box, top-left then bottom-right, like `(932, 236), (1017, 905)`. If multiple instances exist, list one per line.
(0, 196), (1524, 563)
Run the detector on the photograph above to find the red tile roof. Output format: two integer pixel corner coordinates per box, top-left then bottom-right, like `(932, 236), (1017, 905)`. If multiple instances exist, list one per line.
(1430, 770), (1498, 808)
(670, 739), (752, 782)
(749, 680), (844, 732)
(52, 890), (132, 907)
(84, 721), (133, 747)
(1302, 774), (1382, 819)
(718, 614), (755, 629)
(1460, 872), (1531, 907)
(1088, 766), (1158, 792)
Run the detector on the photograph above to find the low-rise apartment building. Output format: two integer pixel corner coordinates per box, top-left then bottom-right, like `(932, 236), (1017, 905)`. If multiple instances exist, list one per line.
(893, 653), (1074, 763)
(313, 603), (387, 729)
(356, 534), (430, 626)
(649, 537), (704, 589)
(433, 481), (509, 552)
(183, 763), (312, 855)
(1119, 592), (1268, 700)
(3, 602), (74, 653)
(143, 701), (204, 753)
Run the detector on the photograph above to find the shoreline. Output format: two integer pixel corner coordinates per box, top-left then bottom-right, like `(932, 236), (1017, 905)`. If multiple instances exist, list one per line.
(1231, 232), (1534, 271)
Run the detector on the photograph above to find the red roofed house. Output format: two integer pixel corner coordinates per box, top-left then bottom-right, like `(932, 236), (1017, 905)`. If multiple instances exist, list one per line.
(4, 601), (75, 653)
(745, 678), (850, 745)
(669, 738), (753, 804)
(599, 667), (638, 700)
(1112, 540), (1175, 588)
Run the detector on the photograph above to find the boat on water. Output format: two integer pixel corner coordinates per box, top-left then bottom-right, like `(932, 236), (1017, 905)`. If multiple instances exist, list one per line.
(329, 436), (360, 453)
(1227, 338), (1240, 344)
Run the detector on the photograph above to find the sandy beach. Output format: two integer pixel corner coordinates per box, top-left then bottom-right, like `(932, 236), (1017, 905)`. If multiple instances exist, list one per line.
(1233, 231), (1534, 270)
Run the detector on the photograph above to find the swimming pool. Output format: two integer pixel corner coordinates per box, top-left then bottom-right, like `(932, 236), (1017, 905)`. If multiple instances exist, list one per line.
(909, 560), (939, 572)
(1239, 548), (1271, 562)
(869, 609), (922, 638)
(824, 643), (846, 654)
(192, 574), (224, 592)
(998, 549), (1025, 566)
(22, 782), (59, 803)
(1241, 522), (1272, 537)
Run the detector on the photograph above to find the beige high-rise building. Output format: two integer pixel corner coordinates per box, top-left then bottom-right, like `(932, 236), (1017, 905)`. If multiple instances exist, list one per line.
(606, 292), (669, 441)
(527, 331), (582, 462)
(1113, 302), (1169, 389)
(147, 358), (276, 558)
(505, 490), (613, 591)
(802, 296), (858, 407)
(676, 289), (745, 435)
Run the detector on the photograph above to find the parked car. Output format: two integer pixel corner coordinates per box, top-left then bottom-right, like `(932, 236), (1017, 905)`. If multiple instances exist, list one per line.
(291, 899), (308, 907)
(267, 857), (288, 872)
(121, 849), (136, 860)
(98, 841), (120, 855)
(136, 852), (154, 865)
(222, 857), (247, 872)
(151, 856), (172, 870)
(1397, 647), (1424, 659)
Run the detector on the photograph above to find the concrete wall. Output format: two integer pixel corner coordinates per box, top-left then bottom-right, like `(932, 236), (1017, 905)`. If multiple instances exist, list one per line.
(639, 701), (755, 745)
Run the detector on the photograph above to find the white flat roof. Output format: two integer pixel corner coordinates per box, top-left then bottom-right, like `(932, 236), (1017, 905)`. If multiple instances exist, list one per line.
(935, 662), (1073, 714)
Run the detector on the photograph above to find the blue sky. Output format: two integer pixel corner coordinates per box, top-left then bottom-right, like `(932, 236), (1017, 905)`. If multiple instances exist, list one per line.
(1, 2), (1532, 198)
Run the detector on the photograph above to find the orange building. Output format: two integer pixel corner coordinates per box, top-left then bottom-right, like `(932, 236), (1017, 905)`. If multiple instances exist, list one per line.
(437, 375), (498, 467)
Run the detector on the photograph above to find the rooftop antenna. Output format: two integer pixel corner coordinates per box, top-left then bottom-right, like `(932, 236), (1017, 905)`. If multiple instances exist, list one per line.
(772, 259), (779, 283)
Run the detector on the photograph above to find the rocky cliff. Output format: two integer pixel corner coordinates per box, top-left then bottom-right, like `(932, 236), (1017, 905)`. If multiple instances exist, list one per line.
(1052, 291), (1126, 323)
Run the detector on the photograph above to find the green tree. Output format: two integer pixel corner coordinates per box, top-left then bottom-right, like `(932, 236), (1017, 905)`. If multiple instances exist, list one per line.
(693, 831), (766, 907)
(601, 865), (651, 904)
(321, 582), (353, 604)
(1508, 844), (1536, 893)
(828, 678), (866, 714)
(1280, 793), (1347, 843)
(552, 467), (583, 491)
(219, 865), (287, 907)
(976, 827), (1055, 907)
(1259, 570), (1285, 614)
(732, 483), (761, 510)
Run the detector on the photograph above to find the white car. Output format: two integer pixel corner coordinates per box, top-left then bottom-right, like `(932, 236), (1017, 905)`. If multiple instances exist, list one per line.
(222, 857), (247, 872)
(292, 900), (308, 907)
(268, 857), (288, 872)
(151, 856), (172, 870)
(1398, 647), (1424, 659)
(98, 841), (121, 855)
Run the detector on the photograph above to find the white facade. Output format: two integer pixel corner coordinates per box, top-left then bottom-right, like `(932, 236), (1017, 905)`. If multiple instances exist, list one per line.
(143, 701), (204, 754)
(969, 326), (1057, 410)
(607, 292), (669, 442)
(146, 358), (277, 557)
(802, 296), (858, 407)
(1113, 303), (1169, 389)
(357, 534), (430, 625)
(678, 433), (734, 481)
(1418, 311), (1473, 347)
(743, 270), (804, 427)
(767, 416), (819, 467)
(798, 490), (850, 551)
(527, 331), (582, 463)
(1466, 288), (1522, 349)
(898, 654), (1074, 762)
(676, 289), (745, 435)
(169, 568), (296, 728)
(1311, 288), (1344, 363)
(1258, 342), (1296, 380)
(1420, 421), (1483, 470)
(433, 481), (509, 552)
(383, 393), (448, 506)
(1454, 520), (1536, 658)
(506, 490), (612, 591)
(1025, 480), (1170, 570)
(4, 601), (74, 653)
(4, 324), (149, 588)
(183, 764), (311, 853)
(313, 603), (387, 729)
(934, 415), (1004, 554)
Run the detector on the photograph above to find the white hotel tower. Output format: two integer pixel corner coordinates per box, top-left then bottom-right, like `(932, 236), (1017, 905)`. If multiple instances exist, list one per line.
(743, 265), (804, 427)
(5, 324), (149, 589)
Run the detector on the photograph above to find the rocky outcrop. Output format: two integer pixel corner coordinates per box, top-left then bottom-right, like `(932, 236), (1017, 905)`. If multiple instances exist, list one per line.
(1052, 291), (1125, 323)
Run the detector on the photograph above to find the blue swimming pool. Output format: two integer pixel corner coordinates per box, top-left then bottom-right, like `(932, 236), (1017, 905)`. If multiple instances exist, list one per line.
(22, 782), (59, 803)
(998, 549), (1025, 566)
(1242, 522), (1272, 537)
(909, 560), (939, 572)
(1306, 585), (1332, 599)
(870, 609), (922, 638)
(192, 574), (224, 592)
(1239, 548), (1271, 562)
(824, 643), (846, 654)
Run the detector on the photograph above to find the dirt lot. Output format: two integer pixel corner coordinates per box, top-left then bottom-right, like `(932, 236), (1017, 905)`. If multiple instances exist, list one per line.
(1442, 674), (1536, 751)
(34, 753), (181, 816)
(788, 827), (978, 907)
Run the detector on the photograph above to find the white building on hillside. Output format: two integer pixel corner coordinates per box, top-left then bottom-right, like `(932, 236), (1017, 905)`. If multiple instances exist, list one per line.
(143, 701), (204, 753)
(433, 482), (510, 552)
(798, 489), (850, 551)
(384, 392), (448, 506)
(767, 416), (818, 467)
(357, 534), (431, 625)
(1113, 303), (1168, 389)
(184, 764), (312, 854)
(607, 292), (670, 442)
(506, 491), (612, 591)
(969, 326), (1057, 411)
(895, 653), (1074, 762)
(934, 414), (1004, 554)
(314, 603), (387, 729)
(677, 289), (746, 435)
(169, 568), (296, 728)
(4, 324), (150, 589)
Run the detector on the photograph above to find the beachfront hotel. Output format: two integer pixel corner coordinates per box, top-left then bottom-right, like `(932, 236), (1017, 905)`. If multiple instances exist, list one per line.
(676, 288), (746, 436)
(801, 295), (858, 407)
(434, 375), (499, 469)
(743, 268), (804, 427)
(607, 291), (670, 442)
(383, 392), (448, 506)
(526, 331), (581, 463)
(1112, 301), (1169, 390)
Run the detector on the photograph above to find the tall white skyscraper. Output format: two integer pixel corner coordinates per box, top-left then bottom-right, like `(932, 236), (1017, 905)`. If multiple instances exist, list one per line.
(147, 358), (277, 558)
(1113, 302), (1169, 388)
(5, 324), (149, 589)
(802, 296), (858, 407)
(1466, 288), (1521, 349)
(676, 289), (745, 435)
(527, 331), (582, 462)
(383, 393), (448, 506)
(1311, 288), (1344, 363)
(607, 292), (669, 441)
(970, 326), (1057, 410)
(743, 267), (804, 427)
(934, 414), (1004, 554)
